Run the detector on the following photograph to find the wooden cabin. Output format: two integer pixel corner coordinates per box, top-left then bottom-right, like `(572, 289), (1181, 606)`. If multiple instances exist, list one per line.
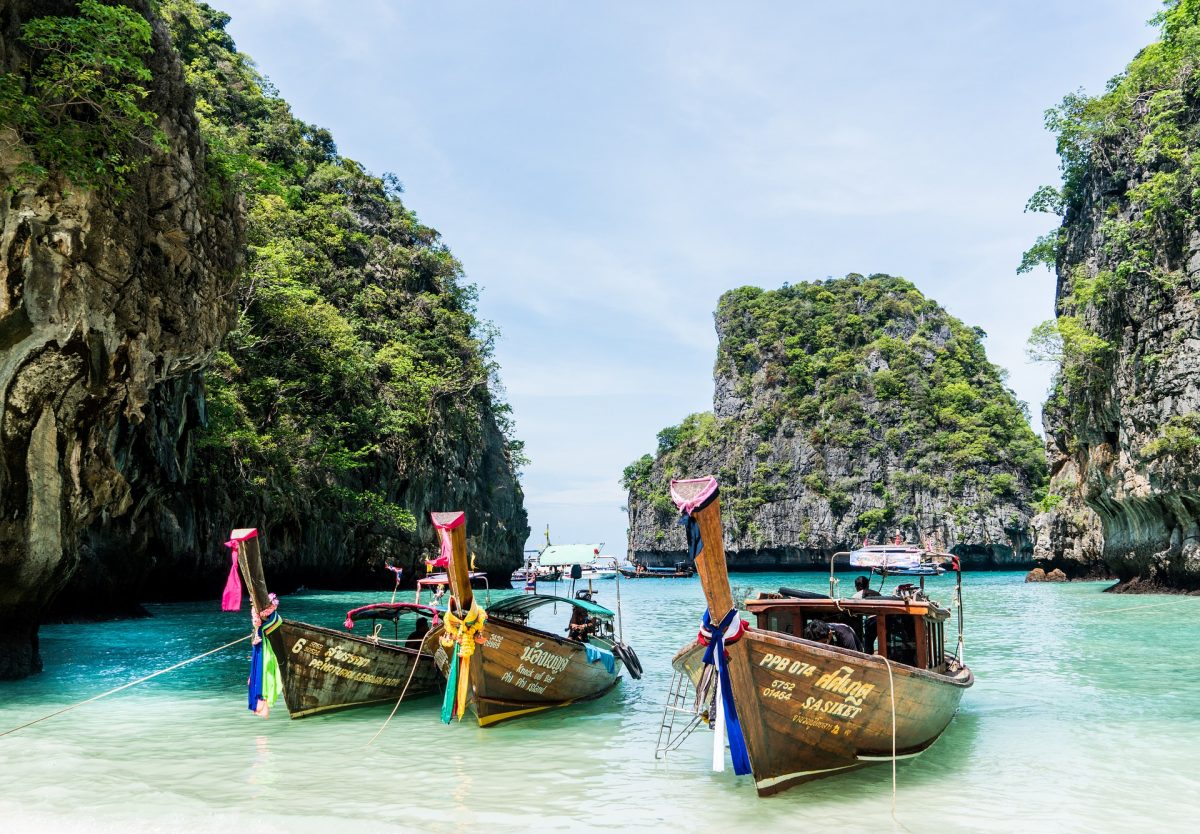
(744, 592), (954, 672)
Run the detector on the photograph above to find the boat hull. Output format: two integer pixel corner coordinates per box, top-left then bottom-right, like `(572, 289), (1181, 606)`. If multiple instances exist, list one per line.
(674, 629), (971, 795)
(617, 568), (695, 579)
(432, 620), (621, 726)
(277, 620), (442, 719)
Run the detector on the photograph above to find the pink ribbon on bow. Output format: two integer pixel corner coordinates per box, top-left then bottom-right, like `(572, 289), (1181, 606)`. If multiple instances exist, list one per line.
(221, 528), (259, 612)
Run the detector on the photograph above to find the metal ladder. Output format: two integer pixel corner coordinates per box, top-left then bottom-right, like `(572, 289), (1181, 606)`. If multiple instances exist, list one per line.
(654, 667), (709, 759)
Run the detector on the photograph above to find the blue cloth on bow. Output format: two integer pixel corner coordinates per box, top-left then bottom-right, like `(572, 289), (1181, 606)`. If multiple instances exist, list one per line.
(679, 511), (704, 559)
(702, 608), (752, 776)
(584, 643), (616, 674)
(247, 637), (265, 712)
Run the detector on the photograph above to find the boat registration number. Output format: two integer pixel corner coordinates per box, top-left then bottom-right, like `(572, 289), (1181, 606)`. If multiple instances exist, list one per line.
(758, 653), (816, 677)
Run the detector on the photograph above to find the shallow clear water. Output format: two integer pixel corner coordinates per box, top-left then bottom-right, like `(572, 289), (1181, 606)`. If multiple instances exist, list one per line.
(1, 572), (1196, 833)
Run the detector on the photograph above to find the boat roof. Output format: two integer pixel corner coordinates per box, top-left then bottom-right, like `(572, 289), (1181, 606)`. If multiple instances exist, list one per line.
(538, 544), (602, 566)
(745, 595), (950, 621)
(488, 593), (614, 619)
(418, 570), (487, 587)
(345, 602), (437, 623)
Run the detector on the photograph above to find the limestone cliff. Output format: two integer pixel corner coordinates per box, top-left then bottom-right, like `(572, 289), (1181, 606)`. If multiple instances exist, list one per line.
(0, 0), (528, 680)
(0, 0), (242, 677)
(1031, 1), (1200, 591)
(625, 275), (1047, 570)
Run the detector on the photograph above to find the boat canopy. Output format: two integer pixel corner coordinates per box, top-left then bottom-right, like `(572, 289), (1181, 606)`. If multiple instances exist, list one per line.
(488, 593), (613, 619)
(538, 544), (601, 566)
(418, 570), (486, 587)
(849, 546), (924, 570)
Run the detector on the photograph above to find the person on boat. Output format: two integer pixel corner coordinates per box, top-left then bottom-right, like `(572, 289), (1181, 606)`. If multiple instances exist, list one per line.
(804, 619), (861, 652)
(566, 591), (599, 641)
(635, 560), (646, 576)
(406, 616), (431, 650)
(851, 576), (881, 598)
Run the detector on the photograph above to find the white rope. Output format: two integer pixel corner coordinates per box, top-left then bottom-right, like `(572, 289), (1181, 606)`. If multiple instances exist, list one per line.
(881, 655), (916, 834)
(0, 634), (252, 738)
(1089, 597), (1197, 616)
(882, 655), (897, 819)
(363, 635), (429, 749)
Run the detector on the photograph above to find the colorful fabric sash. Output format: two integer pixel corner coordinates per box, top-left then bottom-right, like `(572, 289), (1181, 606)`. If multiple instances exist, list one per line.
(439, 597), (488, 722)
(248, 608), (283, 718)
(700, 607), (751, 775)
(221, 528), (258, 611)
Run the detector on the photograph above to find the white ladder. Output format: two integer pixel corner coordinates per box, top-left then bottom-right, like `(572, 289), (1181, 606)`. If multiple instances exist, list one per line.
(654, 667), (710, 759)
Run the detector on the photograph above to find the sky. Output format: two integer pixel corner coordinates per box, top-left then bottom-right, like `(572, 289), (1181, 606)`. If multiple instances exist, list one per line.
(216, 0), (1162, 556)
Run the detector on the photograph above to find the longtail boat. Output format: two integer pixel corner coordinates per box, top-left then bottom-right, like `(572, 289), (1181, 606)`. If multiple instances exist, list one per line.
(618, 563), (696, 579)
(222, 528), (443, 719)
(427, 511), (641, 726)
(665, 478), (972, 796)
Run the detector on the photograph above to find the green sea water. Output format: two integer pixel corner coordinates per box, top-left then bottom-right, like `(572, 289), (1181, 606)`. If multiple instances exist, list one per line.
(0, 571), (1196, 833)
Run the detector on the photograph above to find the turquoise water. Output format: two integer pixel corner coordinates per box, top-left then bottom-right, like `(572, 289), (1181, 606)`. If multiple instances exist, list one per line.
(1, 572), (1196, 833)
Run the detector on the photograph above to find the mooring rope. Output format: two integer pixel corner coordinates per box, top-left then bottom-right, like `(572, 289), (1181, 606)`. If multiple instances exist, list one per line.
(0, 634), (252, 739)
(363, 636), (428, 749)
(880, 655), (915, 834)
(1088, 597), (1197, 616)
(882, 655), (898, 818)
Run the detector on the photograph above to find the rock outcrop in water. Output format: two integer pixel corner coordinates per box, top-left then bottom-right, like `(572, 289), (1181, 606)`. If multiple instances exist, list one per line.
(625, 275), (1047, 570)
(0, 0), (529, 679)
(0, 0), (241, 677)
(1030, 2), (1200, 592)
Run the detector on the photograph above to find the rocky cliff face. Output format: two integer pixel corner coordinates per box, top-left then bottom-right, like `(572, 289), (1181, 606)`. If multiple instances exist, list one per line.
(0, 0), (528, 680)
(46, 0), (530, 610)
(0, 0), (242, 677)
(625, 275), (1047, 570)
(1032, 2), (1200, 591)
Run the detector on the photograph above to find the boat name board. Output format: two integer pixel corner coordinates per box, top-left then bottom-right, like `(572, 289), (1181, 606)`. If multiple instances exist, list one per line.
(291, 637), (372, 668)
(287, 637), (405, 687)
(303, 659), (404, 688)
(758, 652), (880, 729)
(519, 642), (571, 674)
(501, 662), (558, 695)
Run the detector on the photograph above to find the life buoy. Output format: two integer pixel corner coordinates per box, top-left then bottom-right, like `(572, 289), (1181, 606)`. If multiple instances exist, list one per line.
(614, 642), (643, 679)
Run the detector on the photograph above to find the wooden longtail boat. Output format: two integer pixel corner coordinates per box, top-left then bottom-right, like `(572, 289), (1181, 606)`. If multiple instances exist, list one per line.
(618, 564), (696, 579)
(227, 528), (443, 719)
(427, 511), (640, 726)
(666, 478), (973, 796)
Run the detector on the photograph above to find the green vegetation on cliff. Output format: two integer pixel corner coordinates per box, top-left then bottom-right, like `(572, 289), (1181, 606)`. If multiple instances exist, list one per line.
(1024, 0), (1200, 451)
(625, 275), (1046, 541)
(160, 1), (525, 542)
(0, 0), (166, 196)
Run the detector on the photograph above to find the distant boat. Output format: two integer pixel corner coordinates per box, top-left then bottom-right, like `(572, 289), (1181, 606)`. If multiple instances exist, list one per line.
(579, 555), (620, 581)
(427, 512), (641, 726)
(849, 543), (948, 576)
(510, 565), (562, 583)
(224, 528), (442, 719)
(662, 477), (972, 796)
(619, 561), (696, 579)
